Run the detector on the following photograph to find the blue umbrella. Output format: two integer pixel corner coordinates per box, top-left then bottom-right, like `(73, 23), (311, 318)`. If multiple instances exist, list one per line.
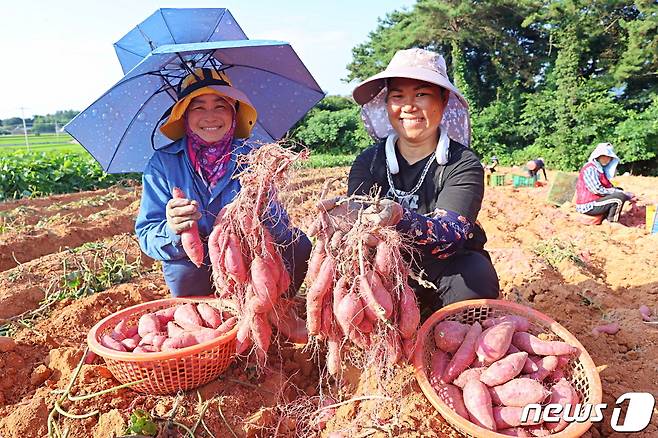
(65, 40), (325, 173)
(114, 8), (247, 74)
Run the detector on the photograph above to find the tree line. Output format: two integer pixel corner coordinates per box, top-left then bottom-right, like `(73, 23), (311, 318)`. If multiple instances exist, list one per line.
(292, 0), (658, 175)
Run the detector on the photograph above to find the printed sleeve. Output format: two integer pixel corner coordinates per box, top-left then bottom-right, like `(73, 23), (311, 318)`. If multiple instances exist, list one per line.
(396, 207), (473, 259)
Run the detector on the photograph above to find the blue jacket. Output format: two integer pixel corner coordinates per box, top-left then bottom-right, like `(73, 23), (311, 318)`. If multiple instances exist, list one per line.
(136, 137), (251, 260)
(135, 137), (310, 296)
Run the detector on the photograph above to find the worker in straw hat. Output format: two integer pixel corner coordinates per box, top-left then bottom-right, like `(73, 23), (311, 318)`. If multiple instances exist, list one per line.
(135, 68), (311, 333)
(319, 48), (499, 311)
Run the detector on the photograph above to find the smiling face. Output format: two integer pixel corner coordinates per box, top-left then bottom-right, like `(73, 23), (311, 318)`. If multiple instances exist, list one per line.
(186, 93), (235, 143)
(386, 77), (449, 147)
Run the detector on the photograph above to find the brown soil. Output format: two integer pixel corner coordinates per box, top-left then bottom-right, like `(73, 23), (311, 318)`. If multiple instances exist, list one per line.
(0, 168), (656, 437)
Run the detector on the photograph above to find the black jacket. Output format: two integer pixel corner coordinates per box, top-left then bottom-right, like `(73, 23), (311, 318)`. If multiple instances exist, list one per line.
(347, 139), (488, 251)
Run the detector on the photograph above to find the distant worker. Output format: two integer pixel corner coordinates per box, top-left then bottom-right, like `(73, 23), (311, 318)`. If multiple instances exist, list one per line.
(575, 142), (635, 223)
(526, 158), (547, 181)
(485, 156), (499, 174)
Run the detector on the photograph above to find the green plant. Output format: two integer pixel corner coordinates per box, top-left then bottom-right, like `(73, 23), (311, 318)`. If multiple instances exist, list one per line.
(532, 238), (585, 269)
(124, 409), (158, 436)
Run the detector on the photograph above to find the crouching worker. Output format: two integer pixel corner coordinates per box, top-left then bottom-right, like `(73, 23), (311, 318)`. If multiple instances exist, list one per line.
(135, 69), (311, 320)
(575, 142), (635, 223)
(318, 48), (500, 312)
(526, 158), (547, 182)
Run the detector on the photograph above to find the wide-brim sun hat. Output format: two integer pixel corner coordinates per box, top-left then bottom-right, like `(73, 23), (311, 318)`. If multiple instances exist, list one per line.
(352, 48), (471, 171)
(160, 68), (257, 140)
(352, 48), (471, 150)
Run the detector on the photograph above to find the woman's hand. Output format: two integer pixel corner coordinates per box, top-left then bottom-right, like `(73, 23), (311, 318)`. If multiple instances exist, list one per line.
(362, 199), (404, 226)
(166, 196), (202, 234)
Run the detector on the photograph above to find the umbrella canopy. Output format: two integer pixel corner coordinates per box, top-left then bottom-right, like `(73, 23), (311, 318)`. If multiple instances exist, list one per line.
(65, 40), (325, 173)
(114, 8), (247, 74)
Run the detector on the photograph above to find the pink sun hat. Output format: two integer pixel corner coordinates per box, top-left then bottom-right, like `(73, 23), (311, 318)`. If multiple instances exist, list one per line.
(352, 48), (471, 148)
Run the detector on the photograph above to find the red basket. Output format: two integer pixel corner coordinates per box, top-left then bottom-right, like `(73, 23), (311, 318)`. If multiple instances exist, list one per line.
(87, 297), (238, 395)
(413, 299), (602, 438)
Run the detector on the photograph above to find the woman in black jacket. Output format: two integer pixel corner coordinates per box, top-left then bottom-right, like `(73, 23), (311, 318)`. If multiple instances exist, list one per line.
(321, 48), (499, 311)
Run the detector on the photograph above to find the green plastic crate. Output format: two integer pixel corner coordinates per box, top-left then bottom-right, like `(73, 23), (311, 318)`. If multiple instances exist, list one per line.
(490, 174), (507, 186)
(512, 175), (535, 187)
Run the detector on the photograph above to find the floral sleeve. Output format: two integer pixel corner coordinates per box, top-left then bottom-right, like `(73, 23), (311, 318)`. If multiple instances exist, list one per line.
(395, 207), (473, 259)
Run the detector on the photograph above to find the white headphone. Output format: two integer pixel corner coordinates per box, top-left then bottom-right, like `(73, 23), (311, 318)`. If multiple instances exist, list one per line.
(385, 128), (450, 174)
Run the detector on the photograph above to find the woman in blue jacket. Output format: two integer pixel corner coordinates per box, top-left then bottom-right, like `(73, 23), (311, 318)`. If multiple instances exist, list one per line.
(135, 68), (311, 299)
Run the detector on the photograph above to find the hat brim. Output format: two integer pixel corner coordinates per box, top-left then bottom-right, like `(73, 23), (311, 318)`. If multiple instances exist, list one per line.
(352, 67), (468, 109)
(160, 85), (257, 141)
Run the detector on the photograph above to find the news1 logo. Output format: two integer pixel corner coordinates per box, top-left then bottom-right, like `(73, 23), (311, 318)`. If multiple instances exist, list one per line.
(521, 392), (655, 432)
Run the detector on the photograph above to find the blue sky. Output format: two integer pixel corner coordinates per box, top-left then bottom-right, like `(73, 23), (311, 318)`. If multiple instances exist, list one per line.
(0, 0), (415, 119)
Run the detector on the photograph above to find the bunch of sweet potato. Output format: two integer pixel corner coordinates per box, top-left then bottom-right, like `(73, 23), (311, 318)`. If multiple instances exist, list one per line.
(429, 315), (581, 436)
(307, 206), (421, 376)
(99, 302), (236, 353)
(209, 144), (307, 364)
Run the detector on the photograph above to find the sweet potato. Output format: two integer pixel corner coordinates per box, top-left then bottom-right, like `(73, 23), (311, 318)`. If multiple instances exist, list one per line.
(434, 320), (469, 354)
(250, 256), (278, 311)
(189, 326), (229, 344)
(358, 317), (374, 334)
(480, 352), (528, 386)
(373, 241), (393, 277)
(251, 312), (272, 353)
(398, 284), (420, 340)
(306, 238), (326, 284)
(482, 315), (530, 332)
(161, 333), (197, 351)
(307, 257), (336, 335)
(506, 344), (521, 354)
(326, 338), (341, 376)
(453, 367), (486, 389)
(101, 334), (127, 352)
(640, 305), (654, 322)
(493, 406), (543, 429)
(442, 322), (482, 384)
(155, 306), (178, 326)
(463, 379), (496, 431)
(110, 319), (132, 341)
(268, 307), (308, 344)
(151, 334), (167, 350)
(208, 224), (223, 273)
(476, 322), (515, 365)
(172, 187), (204, 267)
(278, 265), (291, 296)
(336, 293), (365, 336)
(196, 303), (223, 329)
(224, 232), (248, 283)
(429, 349), (450, 387)
(526, 425), (551, 436)
(490, 378), (549, 407)
(120, 334), (141, 351)
(173, 304), (204, 330)
(512, 332), (576, 356)
(591, 321), (620, 336)
(236, 314), (253, 355)
(359, 270), (393, 322)
(137, 313), (162, 337)
(522, 355), (540, 374)
(167, 321), (185, 338)
(524, 355), (558, 381)
(545, 378), (579, 433)
(436, 384), (469, 419)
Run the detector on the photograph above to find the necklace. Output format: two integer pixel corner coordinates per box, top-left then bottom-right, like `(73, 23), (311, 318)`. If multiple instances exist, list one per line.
(386, 153), (435, 203)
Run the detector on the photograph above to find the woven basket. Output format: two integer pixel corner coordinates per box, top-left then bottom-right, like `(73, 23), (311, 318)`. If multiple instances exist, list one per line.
(87, 297), (238, 395)
(413, 299), (602, 438)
